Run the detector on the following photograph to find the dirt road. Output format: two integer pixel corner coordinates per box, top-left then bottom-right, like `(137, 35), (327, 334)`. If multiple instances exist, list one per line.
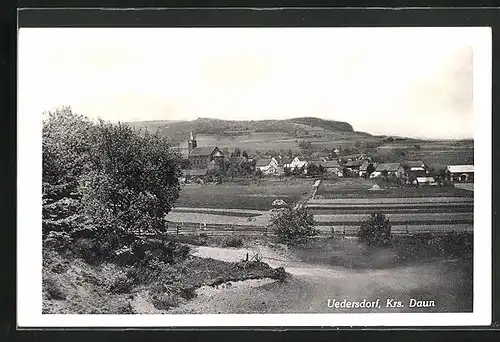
(169, 244), (472, 314)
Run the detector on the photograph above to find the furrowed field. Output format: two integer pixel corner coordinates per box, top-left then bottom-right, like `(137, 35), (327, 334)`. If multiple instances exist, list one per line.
(315, 178), (473, 199)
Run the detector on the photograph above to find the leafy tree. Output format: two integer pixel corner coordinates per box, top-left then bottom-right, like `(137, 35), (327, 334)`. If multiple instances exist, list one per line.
(42, 107), (97, 237)
(42, 107), (182, 258)
(307, 163), (326, 177)
(358, 212), (392, 246)
(255, 169), (264, 183)
(366, 163), (376, 178)
(242, 150), (249, 159)
(271, 208), (317, 245)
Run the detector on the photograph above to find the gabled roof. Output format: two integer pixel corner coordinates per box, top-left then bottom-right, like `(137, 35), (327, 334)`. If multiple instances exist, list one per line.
(416, 176), (436, 183)
(345, 160), (365, 168)
(446, 165), (474, 173)
(256, 158), (274, 167)
(318, 160), (340, 168)
(182, 168), (208, 177)
(342, 153), (367, 159)
(359, 160), (371, 171)
(405, 161), (426, 168)
(376, 163), (403, 172)
(189, 146), (218, 157)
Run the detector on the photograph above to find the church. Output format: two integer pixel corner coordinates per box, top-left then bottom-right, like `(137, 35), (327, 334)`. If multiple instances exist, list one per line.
(187, 132), (226, 172)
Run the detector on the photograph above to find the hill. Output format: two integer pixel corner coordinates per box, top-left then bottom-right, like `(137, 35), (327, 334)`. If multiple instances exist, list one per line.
(129, 117), (473, 167)
(129, 117), (354, 141)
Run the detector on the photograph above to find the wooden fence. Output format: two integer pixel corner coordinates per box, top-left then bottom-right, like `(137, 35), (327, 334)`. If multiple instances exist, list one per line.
(158, 221), (470, 238)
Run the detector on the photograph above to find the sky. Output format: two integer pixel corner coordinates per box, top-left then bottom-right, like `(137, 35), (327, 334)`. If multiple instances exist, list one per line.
(18, 27), (480, 139)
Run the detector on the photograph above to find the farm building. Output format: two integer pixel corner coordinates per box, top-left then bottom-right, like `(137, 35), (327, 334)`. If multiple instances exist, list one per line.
(404, 160), (428, 178)
(277, 156), (292, 168)
(287, 156), (308, 170)
(446, 165), (474, 182)
(370, 163), (405, 179)
(344, 159), (365, 172)
(256, 157), (280, 174)
(359, 161), (376, 178)
(413, 176), (437, 186)
(181, 168), (209, 183)
(340, 153), (371, 162)
(318, 160), (343, 176)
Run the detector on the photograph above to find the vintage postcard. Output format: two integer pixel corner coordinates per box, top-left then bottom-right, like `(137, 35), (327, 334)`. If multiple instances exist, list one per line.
(17, 26), (491, 327)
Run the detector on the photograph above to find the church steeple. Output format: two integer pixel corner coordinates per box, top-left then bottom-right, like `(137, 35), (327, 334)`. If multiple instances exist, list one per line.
(188, 131), (197, 152)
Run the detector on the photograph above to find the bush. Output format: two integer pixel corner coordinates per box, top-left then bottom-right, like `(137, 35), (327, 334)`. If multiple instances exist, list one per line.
(132, 239), (190, 265)
(358, 212), (392, 246)
(220, 236), (244, 248)
(44, 277), (66, 300)
(150, 292), (181, 310)
(108, 272), (134, 294)
(72, 237), (113, 264)
(271, 207), (318, 245)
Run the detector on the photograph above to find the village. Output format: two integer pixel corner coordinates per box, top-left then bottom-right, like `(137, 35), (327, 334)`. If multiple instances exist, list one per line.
(179, 131), (474, 186)
(167, 131), (474, 238)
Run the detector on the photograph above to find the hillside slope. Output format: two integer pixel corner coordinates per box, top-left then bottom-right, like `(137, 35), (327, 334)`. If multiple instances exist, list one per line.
(129, 117), (354, 141)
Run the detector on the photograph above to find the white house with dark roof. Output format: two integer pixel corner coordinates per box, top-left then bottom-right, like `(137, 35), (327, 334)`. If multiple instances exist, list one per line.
(370, 163), (405, 179)
(256, 157), (279, 174)
(318, 160), (343, 177)
(446, 165), (474, 182)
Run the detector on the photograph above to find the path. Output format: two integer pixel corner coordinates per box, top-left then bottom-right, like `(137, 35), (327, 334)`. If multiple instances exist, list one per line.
(169, 244), (472, 314)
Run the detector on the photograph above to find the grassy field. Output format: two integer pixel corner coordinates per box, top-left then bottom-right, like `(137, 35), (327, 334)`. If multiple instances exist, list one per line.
(375, 140), (474, 168)
(316, 178), (473, 199)
(175, 178), (314, 210)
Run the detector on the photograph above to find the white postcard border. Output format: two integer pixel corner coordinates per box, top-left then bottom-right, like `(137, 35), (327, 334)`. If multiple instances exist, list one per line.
(17, 26), (492, 327)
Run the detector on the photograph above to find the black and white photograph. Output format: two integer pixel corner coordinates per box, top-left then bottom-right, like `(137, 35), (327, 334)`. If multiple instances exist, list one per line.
(17, 25), (491, 327)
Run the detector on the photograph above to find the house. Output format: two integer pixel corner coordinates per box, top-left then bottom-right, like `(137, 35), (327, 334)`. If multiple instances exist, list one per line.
(277, 156), (292, 168)
(256, 157), (279, 174)
(318, 160), (343, 177)
(344, 159), (365, 172)
(287, 156), (308, 170)
(311, 151), (330, 160)
(370, 163), (405, 179)
(359, 161), (376, 178)
(446, 165), (474, 182)
(414, 176), (437, 186)
(181, 168), (208, 183)
(187, 132), (226, 171)
(404, 160), (428, 178)
(340, 153), (370, 162)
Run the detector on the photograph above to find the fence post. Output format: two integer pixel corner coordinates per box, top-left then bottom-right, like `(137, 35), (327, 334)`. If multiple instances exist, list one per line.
(176, 223), (179, 236)
(331, 226), (334, 238)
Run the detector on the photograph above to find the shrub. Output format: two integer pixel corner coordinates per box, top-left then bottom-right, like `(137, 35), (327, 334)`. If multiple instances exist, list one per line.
(44, 277), (66, 300)
(108, 272), (134, 294)
(72, 237), (113, 264)
(150, 292), (181, 310)
(358, 212), (392, 246)
(220, 236), (244, 248)
(271, 207), (318, 245)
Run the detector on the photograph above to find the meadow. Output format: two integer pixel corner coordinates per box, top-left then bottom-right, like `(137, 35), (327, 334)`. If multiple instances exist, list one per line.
(175, 178), (314, 210)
